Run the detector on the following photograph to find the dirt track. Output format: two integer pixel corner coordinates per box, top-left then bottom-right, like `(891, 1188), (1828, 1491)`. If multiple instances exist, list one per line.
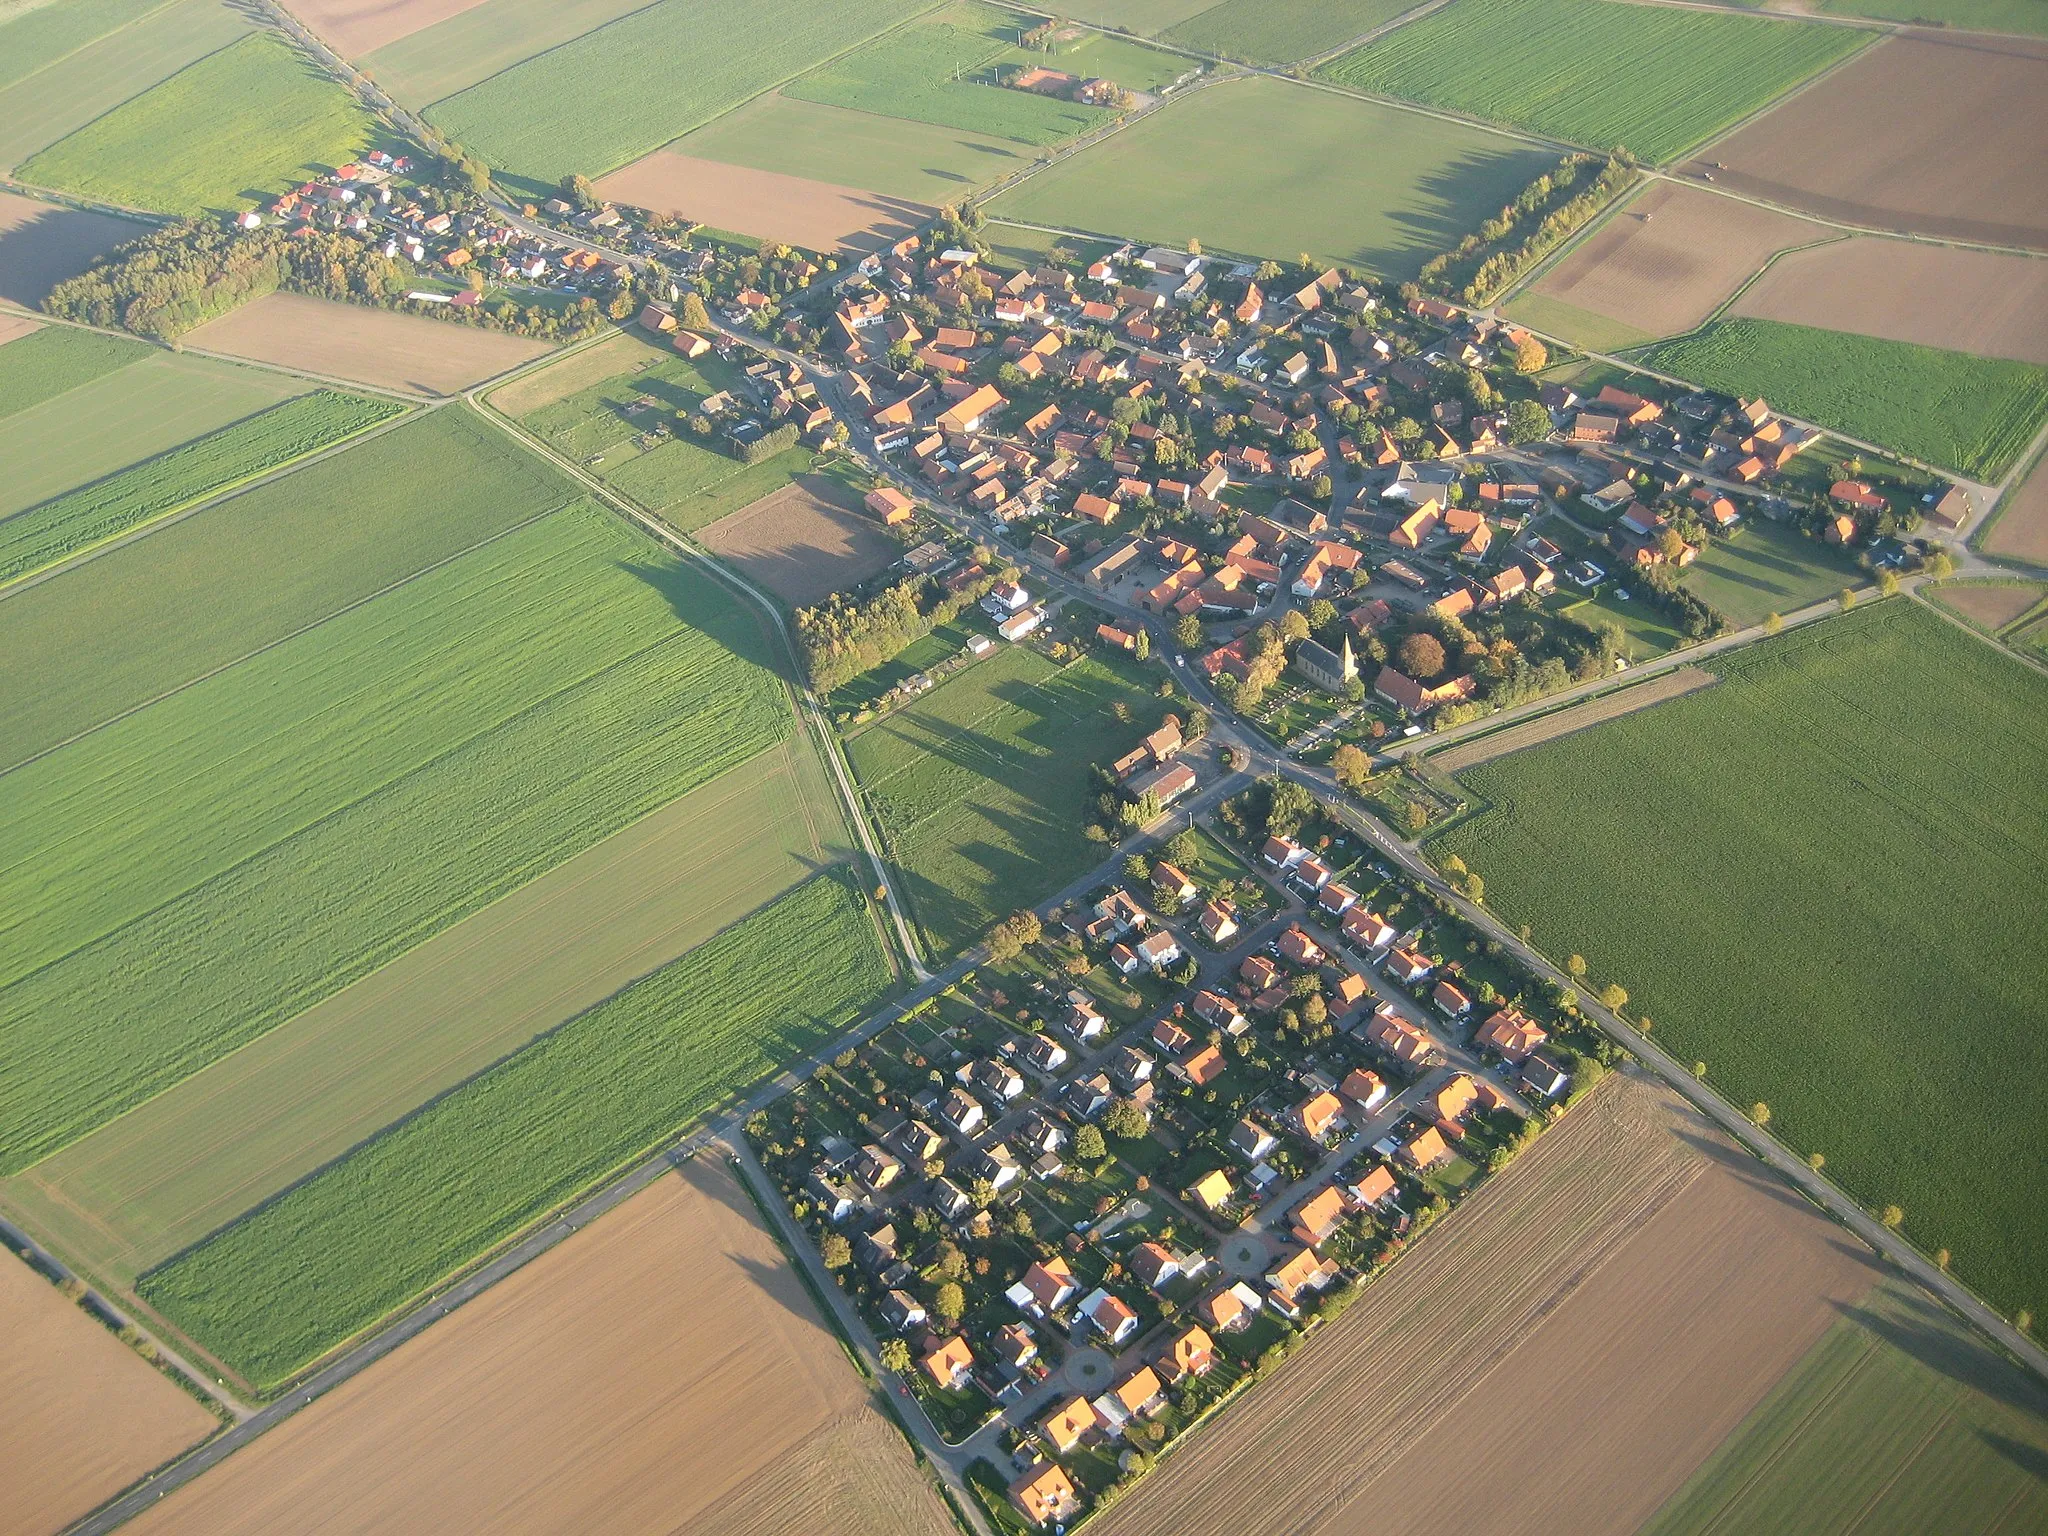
(1433, 668), (1717, 773)
(281, 0), (490, 58)
(182, 292), (554, 395)
(125, 1158), (954, 1536)
(698, 477), (902, 607)
(0, 190), (144, 309)
(596, 151), (933, 254)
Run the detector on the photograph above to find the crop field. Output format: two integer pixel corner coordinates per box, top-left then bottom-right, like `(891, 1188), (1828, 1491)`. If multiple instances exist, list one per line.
(184, 291), (554, 394)
(2, 735), (850, 1285)
(1434, 602), (2048, 1319)
(846, 644), (1167, 955)
(1818, 0), (2048, 35)
(0, 1249), (218, 1536)
(125, 1161), (957, 1536)
(1643, 1280), (2048, 1536)
(1678, 518), (1862, 627)
(0, 0), (251, 172)
(360, 0), (651, 107)
(283, 0), (491, 58)
(698, 476), (902, 608)
(0, 0), (173, 92)
(1162, 0), (1415, 64)
(138, 875), (888, 1388)
(0, 189), (146, 307)
(1642, 317), (2048, 479)
(1319, 0), (1871, 164)
(0, 388), (403, 584)
(1981, 449), (2048, 563)
(0, 323), (150, 419)
(1092, 1077), (1881, 1536)
(424, 0), (932, 186)
(989, 76), (1553, 280)
(1061, 0), (1212, 31)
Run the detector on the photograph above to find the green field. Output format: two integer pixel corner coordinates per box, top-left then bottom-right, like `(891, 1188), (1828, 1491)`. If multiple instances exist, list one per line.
(138, 873), (888, 1388)
(512, 343), (740, 460)
(0, 325), (150, 419)
(360, 0), (652, 107)
(1642, 318), (2048, 479)
(1058, 0), (1212, 31)
(1679, 517), (1862, 627)
(984, 220), (1117, 272)
(1164, 0), (1415, 63)
(1818, 0), (2048, 34)
(19, 30), (378, 214)
(1502, 289), (1657, 354)
(846, 643), (1167, 955)
(988, 75), (1552, 279)
(425, 0), (932, 185)
(0, 0), (171, 91)
(1643, 1281), (2048, 1535)
(1319, 0), (1871, 164)
(1434, 601), (2048, 1318)
(0, 389), (403, 584)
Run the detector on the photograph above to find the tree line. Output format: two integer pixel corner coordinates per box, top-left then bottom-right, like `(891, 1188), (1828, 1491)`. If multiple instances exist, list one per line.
(795, 562), (1006, 695)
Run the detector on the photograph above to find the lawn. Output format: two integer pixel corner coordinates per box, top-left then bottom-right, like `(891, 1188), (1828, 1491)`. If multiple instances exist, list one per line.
(1319, 0), (1871, 164)
(137, 874), (889, 1389)
(987, 75), (1553, 280)
(1679, 517), (1862, 627)
(1433, 601), (2048, 1318)
(1502, 290), (1657, 355)
(360, 0), (651, 107)
(19, 31), (379, 214)
(424, 0), (933, 184)
(0, 389), (404, 584)
(845, 644), (1169, 955)
(1163, 0), (1415, 63)
(1641, 318), (2048, 480)
(0, 325), (150, 420)
(984, 220), (1117, 272)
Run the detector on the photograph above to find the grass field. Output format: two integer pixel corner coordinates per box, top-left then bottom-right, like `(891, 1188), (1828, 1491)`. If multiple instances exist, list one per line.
(1642, 1280), (2048, 1536)
(1434, 601), (2048, 1318)
(361, 0), (651, 107)
(1059, 0), (1212, 31)
(0, 0), (173, 92)
(1679, 517), (1862, 626)
(1818, 0), (2048, 34)
(846, 644), (1167, 955)
(1319, 0), (1871, 164)
(137, 874), (888, 1389)
(1504, 290), (1658, 353)
(1642, 317), (2048, 479)
(19, 30), (379, 214)
(988, 75), (1552, 279)
(0, 389), (403, 584)
(1163, 0), (1415, 63)
(0, 324), (150, 419)
(424, 0), (932, 185)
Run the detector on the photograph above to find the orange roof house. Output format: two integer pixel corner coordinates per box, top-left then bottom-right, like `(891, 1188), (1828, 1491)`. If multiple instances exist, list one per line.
(937, 384), (1006, 434)
(1161, 1323), (1216, 1379)
(1297, 1090), (1344, 1141)
(1390, 500), (1441, 550)
(921, 1334), (975, 1390)
(1350, 1164), (1398, 1208)
(1041, 1396), (1097, 1454)
(1010, 1462), (1081, 1527)
(1183, 1044), (1227, 1086)
(1476, 1007), (1547, 1063)
(1432, 1073), (1481, 1127)
(1189, 1168), (1234, 1211)
(1402, 1124), (1452, 1170)
(866, 486), (915, 524)
(1291, 1185), (1349, 1248)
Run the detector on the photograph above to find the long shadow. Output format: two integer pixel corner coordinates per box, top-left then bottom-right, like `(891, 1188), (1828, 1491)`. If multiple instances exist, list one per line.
(617, 558), (783, 676)
(0, 201), (139, 307)
(1830, 1288), (2048, 1423)
(1979, 1430), (2048, 1483)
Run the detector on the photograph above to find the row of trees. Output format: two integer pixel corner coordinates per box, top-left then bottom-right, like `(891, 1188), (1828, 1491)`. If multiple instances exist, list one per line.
(795, 561), (1003, 694)
(1415, 152), (1636, 305)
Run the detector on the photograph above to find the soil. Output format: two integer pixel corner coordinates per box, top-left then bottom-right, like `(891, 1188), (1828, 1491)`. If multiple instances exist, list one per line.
(595, 151), (933, 255)
(1433, 667), (1718, 774)
(1532, 181), (1824, 340)
(1686, 32), (2048, 249)
(126, 1158), (955, 1536)
(0, 189), (147, 309)
(280, 0), (491, 58)
(697, 475), (902, 607)
(1981, 453), (2048, 562)
(181, 291), (554, 396)
(1930, 580), (2046, 632)
(0, 311), (41, 347)
(0, 1251), (217, 1536)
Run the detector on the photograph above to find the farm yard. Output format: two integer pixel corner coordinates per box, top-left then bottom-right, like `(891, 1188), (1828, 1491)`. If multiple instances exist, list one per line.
(1981, 450), (2048, 563)
(1677, 517), (1863, 628)
(1162, 0), (1416, 63)
(0, 1249), (219, 1536)
(358, 0), (651, 106)
(137, 875), (889, 1388)
(1433, 602), (2048, 1321)
(1685, 32), (2048, 250)
(1318, 0), (1869, 165)
(697, 476), (903, 608)
(124, 1160), (957, 1536)
(596, 142), (935, 253)
(988, 75), (1554, 280)
(0, 189), (147, 306)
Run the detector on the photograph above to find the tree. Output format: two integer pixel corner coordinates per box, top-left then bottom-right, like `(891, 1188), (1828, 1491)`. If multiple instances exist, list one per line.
(1566, 954), (1587, 980)
(1935, 1247), (1949, 1272)
(818, 1232), (853, 1271)
(1763, 611), (1784, 635)
(1187, 236), (1202, 256)
(1504, 398), (1551, 446)
(1301, 993), (1327, 1029)
(1175, 611), (1204, 650)
(1397, 632), (1445, 679)
(1402, 799), (1429, 835)
(1840, 586), (1858, 611)
(1134, 627), (1151, 660)
(1332, 742), (1371, 791)
(1878, 568), (1900, 597)
(1073, 1123), (1107, 1162)
(1924, 549), (1955, 579)
(1125, 852), (1152, 884)
(1511, 334), (1549, 373)
(1597, 980), (1627, 1011)
(1751, 1101), (1771, 1127)
(1807, 1151), (1825, 1171)
(1881, 1204), (1904, 1230)
(1104, 1098), (1150, 1140)
(457, 155), (492, 196)
(1280, 608), (1310, 644)
(983, 908), (1042, 964)
(1310, 473), (1334, 501)
(1692, 1061), (1708, 1080)
(880, 1337), (912, 1373)
(932, 1281), (966, 1325)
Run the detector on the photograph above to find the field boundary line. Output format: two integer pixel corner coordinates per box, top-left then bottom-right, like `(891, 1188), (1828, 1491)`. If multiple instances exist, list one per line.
(1677, 13), (1890, 170)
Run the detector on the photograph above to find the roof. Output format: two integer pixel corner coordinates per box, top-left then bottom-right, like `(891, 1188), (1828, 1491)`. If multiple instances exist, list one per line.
(1010, 1462), (1077, 1524)
(1165, 1324), (1214, 1375)
(1404, 1124), (1452, 1168)
(921, 1334), (974, 1386)
(1299, 1090), (1343, 1138)
(1041, 1396), (1096, 1452)
(1184, 1044), (1226, 1085)
(1112, 1366), (1164, 1414)
(1190, 1168), (1233, 1207)
(1293, 1184), (1347, 1242)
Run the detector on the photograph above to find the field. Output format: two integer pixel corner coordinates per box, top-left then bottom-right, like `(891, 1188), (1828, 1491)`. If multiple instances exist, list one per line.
(1731, 236), (2048, 367)
(846, 644), (1168, 955)
(125, 1160), (957, 1536)
(282, 0), (491, 57)
(1318, 0), (1870, 164)
(183, 291), (555, 393)
(1817, 0), (2048, 35)
(1060, 0), (1213, 30)
(1, 736), (850, 1285)
(484, 328), (667, 416)
(0, 388), (403, 584)
(1642, 318), (2048, 479)
(0, 323), (150, 418)
(698, 476), (902, 607)
(0, 189), (146, 306)
(1678, 517), (1863, 626)
(1928, 579), (2047, 635)
(1430, 667), (1716, 773)
(1518, 180), (1826, 343)
(360, 0), (650, 106)
(137, 875), (888, 1388)
(597, 143), (934, 253)
(0, 1250), (217, 1536)
(0, 0), (251, 171)
(989, 75), (1554, 280)
(1685, 32), (2048, 249)
(1434, 601), (2048, 1318)
(1981, 449), (2048, 562)
(19, 31), (379, 215)
(1091, 1076), (1883, 1536)
(1643, 1279), (2048, 1535)
(1162, 0), (1416, 63)
(424, 0), (932, 185)
(0, 0), (171, 90)
(984, 219), (1117, 272)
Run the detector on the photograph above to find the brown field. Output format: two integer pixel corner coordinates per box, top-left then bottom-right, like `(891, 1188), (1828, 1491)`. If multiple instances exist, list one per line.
(181, 291), (554, 395)
(1981, 450), (2048, 562)
(0, 311), (41, 347)
(281, 0), (491, 58)
(0, 1252), (217, 1536)
(1090, 1074), (1881, 1536)
(0, 189), (146, 309)
(126, 1158), (956, 1536)
(1529, 181), (1825, 339)
(698, 476), (901, 607)
(595, 151), (932, 255)
(1434, 668), (1717, 773)
(1687, 32), (2048, 249)
(484, 327), (671, 417)
(1733, 236), (2048, 364)
(1929, 580), (2046, 633)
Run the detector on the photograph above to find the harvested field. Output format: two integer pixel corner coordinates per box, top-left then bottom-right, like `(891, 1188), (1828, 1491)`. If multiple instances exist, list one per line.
(699, 476), (901, 607)
(0, 312), (38, 347)
(1090, 1075), (1881, 1536)
(596, 149), (931, 255)
(1981, 449), (2048, 562)
(282, 0), (491, 58)
(1686, 32), (2048, 250)
(182, 291), (553, 394)
(126, 1159), (956, 1536)
(0, 190), (143, 307)
(1928, 580), (2046, 634)
(0, 1250), (217, 1536)
(1732, 236), (2048, 365)
(1433, 667), (1715, 773)
(1526, 180), (1825, 341)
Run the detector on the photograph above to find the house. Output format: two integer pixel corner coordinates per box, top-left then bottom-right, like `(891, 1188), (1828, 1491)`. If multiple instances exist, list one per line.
(856, 1223), (899, 1274)
(1152, 1017), (1193, 1055)
(1008, 1256), (1078, 1317)
(1127, 760), (1197, 810)
(1339, 1067), (1388, 1112)
(1476, 1007), (1548, 1064)
(1433, 1073), (1482, 1128)
(1826, 513), (1858, 545)
(1198, 901), (1240, 946)
(998, 605), (1045, 642)
(971, 1143), (1024, 1191)
(1022, 1032), (1071, 1077)
(1280, 926), (1326, 966)
(887, 1119), (946, 1164)
(937, 383), (1005, 434)
(1229, 1117), (1279, 1161)
(1067, 1072), (1115, 1120)
(1521, 1053), (1571, 1099)
(1329, 972), (1369, 1013)
(1930, 484), (1973, 529)
(1432, 980), (1472, 1019)
(1039, 1396), (1098, 1455)
(880, 1288), (927, 1332)
(921, 1334), (976, 1390)
(930, 1177), (972, 1221)
(1390, 501), (1441, 550)
(1264, 1246), (1341, 1315)
(853, 1143), (903, 1191)
(1109, 1043), (1156, 1090)
(1367, 1007), (1432, 1066)
(1200, 1280), (1265, 1332)
(1384, 946), (1433, 985)
(939, 1087), (986, 1136)
(1081, 1288), (1140, 1345)
(1262, 835), (1308, 870)
(866, 486), (915, 524)
(994, 1322), (1039, 1372)
(1063, 996), (1108, 1042)
(1010, 1461), (1081, 1528)
(1343, 909), (1396, 951)
(1317, 882), (1358, 918)
(1129, 1241), (1181, 1291)
(1182, 1044), (1227, 1087)
(965, 1058), (1027, 1102)
(1190, 1168), (1234, 1212)
(1160, 1323), (1216, 1380)
(1402, 1124), (1453, 1170)
(1296, 1090), (1345, 1142)
(1349, 1164), (1399, 1211)
(1291, 1185), (1349, 1248)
